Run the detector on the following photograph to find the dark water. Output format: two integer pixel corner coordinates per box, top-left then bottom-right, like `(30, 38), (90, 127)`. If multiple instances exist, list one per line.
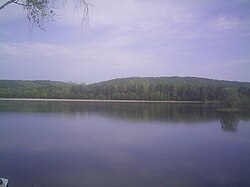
(0, 101), (250, 187)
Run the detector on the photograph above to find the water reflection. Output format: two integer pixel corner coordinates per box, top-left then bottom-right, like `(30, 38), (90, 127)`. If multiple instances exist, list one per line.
(0, 100), (249, 131)
(0, 101), (250, 187)
(220, 113), (239, 132)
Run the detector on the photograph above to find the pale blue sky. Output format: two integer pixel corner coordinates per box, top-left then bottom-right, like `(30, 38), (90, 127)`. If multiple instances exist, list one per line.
(0, 0), (250, 83)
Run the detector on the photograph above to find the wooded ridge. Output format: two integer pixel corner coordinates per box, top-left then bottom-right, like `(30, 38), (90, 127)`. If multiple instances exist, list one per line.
(0, 77), (250, 109)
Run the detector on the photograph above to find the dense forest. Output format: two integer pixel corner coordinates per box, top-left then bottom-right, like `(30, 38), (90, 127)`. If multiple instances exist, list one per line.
(0, 77), (250, 109)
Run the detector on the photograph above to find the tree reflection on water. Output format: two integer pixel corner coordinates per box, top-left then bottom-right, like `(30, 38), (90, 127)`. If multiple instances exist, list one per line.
(0, 100), (249, 133)
(220, 113), (239, 132)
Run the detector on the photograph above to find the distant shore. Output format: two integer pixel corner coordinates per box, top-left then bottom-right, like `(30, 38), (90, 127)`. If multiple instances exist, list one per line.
(0, 98), (220, 104)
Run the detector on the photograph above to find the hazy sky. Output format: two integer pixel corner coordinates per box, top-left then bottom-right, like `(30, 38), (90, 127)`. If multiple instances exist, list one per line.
(1, 0), (250, 83)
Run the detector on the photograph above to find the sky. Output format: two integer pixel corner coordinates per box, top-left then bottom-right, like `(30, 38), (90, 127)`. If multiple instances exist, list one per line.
(0, 0), (250, 83)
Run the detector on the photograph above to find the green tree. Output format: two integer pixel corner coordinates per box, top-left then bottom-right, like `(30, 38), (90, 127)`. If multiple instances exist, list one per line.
(221, 88), (239, 108)
(199, 86), (207, 102)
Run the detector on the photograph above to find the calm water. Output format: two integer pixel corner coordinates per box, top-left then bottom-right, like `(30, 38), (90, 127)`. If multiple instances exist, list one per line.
(0, 101), (250, 187)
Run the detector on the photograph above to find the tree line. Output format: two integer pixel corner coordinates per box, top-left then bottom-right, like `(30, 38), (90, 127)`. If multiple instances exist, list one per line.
(0, 77), (250, 109)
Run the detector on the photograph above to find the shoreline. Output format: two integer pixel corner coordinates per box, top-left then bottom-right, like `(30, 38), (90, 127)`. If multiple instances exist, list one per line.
(0, 98), (220, 104)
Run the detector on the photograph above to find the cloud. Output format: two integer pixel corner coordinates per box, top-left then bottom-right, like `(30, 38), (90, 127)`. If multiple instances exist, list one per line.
(57, 0), (197, 37)
(0, 41), (152, 62)
(195, 58), (250, 75)
(210, 16), (241, 30)
(1, 0), (250, 82)
(0, 40), (161, 82)
(3, 0), (249, 41)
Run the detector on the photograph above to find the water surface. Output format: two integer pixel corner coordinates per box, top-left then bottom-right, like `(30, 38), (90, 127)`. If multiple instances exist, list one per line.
(0, 101), (250, 187)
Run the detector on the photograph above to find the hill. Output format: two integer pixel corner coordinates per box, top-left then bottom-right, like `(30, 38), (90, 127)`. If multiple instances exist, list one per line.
(95, 77), (250, 88)
(0, 77), (250, 109)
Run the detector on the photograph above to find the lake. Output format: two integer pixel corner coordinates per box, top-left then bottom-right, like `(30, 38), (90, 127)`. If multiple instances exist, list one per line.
(0, 100), (250, 187)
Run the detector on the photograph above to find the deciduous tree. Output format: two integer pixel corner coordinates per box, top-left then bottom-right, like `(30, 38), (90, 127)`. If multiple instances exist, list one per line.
(0, 0), (88, 30)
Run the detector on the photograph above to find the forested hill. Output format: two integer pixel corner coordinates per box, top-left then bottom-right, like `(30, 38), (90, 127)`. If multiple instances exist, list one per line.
(95, 77), (250, 88)
(0, 77), (250, 109)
